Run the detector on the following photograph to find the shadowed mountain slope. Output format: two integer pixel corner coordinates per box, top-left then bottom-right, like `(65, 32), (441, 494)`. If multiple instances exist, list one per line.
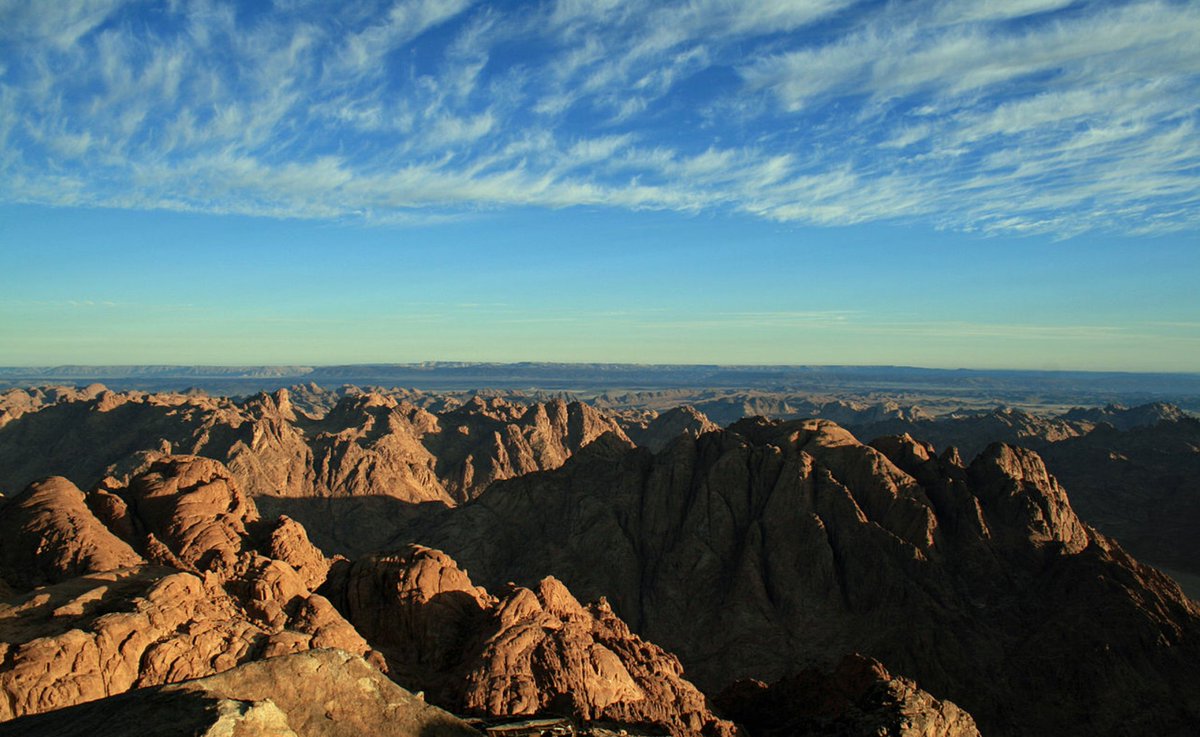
(3, 388), (1199, 736)
(715, 653), (980, 737)
(849, 406), (1200, 590)
(387, 419), (1200, 737)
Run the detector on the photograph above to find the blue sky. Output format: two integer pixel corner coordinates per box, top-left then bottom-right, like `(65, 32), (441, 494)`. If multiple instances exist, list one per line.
(1, 0), (1197, 370)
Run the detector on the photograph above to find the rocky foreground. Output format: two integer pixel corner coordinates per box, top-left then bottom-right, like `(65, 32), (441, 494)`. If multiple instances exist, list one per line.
(0, 649), (478, 737)
(0, 386), (1197, 736)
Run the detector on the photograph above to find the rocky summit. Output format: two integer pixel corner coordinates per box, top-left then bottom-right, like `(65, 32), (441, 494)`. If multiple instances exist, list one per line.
(0, 457), (378, 723)
(0, 387), (1198, 736)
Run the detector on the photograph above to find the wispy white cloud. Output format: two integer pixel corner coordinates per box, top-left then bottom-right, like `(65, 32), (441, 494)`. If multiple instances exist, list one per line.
(0, 0), (132, 48)
(743, 2), (1200, 107)
(324, 0), (475, 80)
(0, 0), (1197, 236)
(932, 0), (1080, 26)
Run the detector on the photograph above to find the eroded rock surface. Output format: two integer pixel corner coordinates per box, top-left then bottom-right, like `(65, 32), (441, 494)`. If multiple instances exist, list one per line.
(622, 405), (720, 452)
(0, 389), (627, 506)
(0, 457), (376, 722)
(848, 406), (1089, 461)
(0, 476), (145, 588)
(325, 545), (736, 737)
(1035, 417), (1200, 589)
(0, 567), (264, 721)
(120, 455), (260, 570)
(425, 396), (631, 503)
(848, 404), (1200, 587)
(0, 649), (478, 737)
(400, 420), (1200, 737)
(3, 389), (1199, 737)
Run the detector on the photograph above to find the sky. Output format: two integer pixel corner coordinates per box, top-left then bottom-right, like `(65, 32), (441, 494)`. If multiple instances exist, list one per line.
(0, 0), (1197, 371)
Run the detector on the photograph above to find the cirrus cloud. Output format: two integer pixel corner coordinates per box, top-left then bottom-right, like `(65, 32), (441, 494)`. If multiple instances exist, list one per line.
(0, 0), (1197, 237)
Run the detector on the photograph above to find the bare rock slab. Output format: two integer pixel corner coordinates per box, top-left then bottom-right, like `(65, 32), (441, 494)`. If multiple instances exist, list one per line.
(0, 649), (478, 737)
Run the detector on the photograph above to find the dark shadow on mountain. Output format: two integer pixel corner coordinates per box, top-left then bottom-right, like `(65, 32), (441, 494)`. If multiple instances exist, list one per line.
(0, 687), (221, 737)
(0, 398), (246, 494)
(254, 495), (451, 559)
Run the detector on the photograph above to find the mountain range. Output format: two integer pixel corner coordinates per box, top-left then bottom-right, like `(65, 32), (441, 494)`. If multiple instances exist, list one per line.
(0, 383), (1197, 736)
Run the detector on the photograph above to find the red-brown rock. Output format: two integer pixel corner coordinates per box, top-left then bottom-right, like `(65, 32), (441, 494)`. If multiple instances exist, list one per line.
(0, 477), (145, 588)
(122, 455), (260, 571)
(0, 649), (479, 737)
(0, 456), (379, 724)
(325, 545), (735, 736)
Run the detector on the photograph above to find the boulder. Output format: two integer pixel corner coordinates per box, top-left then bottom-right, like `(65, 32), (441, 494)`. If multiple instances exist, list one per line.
(0, 477), (144, 588)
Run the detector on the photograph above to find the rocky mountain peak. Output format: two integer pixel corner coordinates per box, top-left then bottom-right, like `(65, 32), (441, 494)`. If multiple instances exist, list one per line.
(968, 443), (1089, 553)
(623, 405), (720, 452)
(323, 544), (736, 736)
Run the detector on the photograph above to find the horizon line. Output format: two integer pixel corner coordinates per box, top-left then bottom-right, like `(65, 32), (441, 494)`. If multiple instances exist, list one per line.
(2, 362), (1199, 378)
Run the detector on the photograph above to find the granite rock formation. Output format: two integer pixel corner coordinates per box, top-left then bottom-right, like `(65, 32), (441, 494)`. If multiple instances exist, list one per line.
(0, 457), (376, 722)
(400, 420), (1200, 737)
(0, 384), (111, 428)
(1035, 416), (1200, 588)
(430, 396), (629, 502)
(1058, 401), (1187, 430)
(593, 391), (931, 429)
(0, 453), (736, 736)
(0, 388), (627, 506)
(621, 405), (720, 452)
(0, 649), (478, 737)
(847, 406), (1087, 461)
(851, 406), (1200, 590)
(0, 476), (145, 588)
(3, 387), (1199, 736)
(324, 544), (736, 737)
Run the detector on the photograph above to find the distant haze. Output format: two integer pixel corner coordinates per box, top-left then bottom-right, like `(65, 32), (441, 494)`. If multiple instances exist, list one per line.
(2, 364), (1198, 412)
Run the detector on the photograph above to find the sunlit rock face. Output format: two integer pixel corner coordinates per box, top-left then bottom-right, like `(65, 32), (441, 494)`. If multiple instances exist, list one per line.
(0, 389), (628, 506)
(0, 456), (378, 723)
(0, 476), (146, 588)
(323, 544), (738, 737)
(1, 386), (1199, 737)
(0, 452), (732, 737)
(0, 649), (481, 737)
